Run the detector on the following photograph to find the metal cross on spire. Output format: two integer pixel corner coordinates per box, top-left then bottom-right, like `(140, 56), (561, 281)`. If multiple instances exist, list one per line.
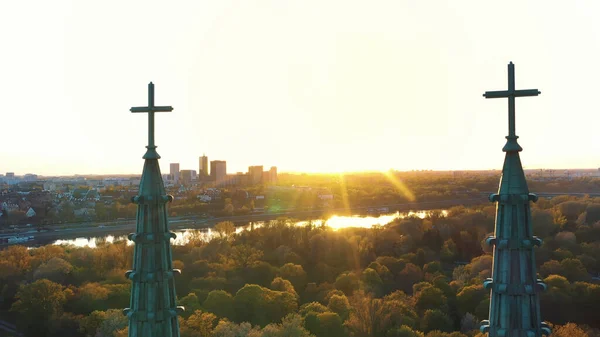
(131, 82), (173, 159)
(483, 62), (540, 152)
(126, 82), (182, 337)
(480, 63), (550, 337)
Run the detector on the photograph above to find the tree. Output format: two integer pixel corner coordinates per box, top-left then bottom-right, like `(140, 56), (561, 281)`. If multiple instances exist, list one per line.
(279, 263), (308, 294)
(362, 268), (384, 297)
(585, 204), (600, 224)
(271, 277), (299, 299)
(540, 260), (564, 278)
(387, 325), (424, 337)
(327, 294), (351, 321)
(344, 291), (388, 337)
(70, 282), (110, 314)
(560, 258), (590, 282)
(79, 310), (107, 336)
(11, 279), (70, 337)
(558, 201), (587, 222)
(440, 239), (458, 262)
(414, 286), (448, 315)
(314, 312), (345, 337)
(552, 323), (589, 337)
(223, 199), (234, 215)
(94, 309), (128, 337)
(212, 321), (259, 337)
(48, 312), (85, 337)
(460, 313), (479, 334)
(233, 284), (297, 327)
(335, 272), (360, 296)
(246, 261), (278, 287)
(0, 245), (32, 279)
(179, 293), (202, 318)
(214, 221), (236, 239)
(33, 257), (73, 284)
(203, 290), (234, 319)
(423, 261), (442, 275)
(228, 245), (263, 269)
(456, 285), (486, 318)
(273, 313), (314, 337)
(299, 302), (329, 316)
(398, 264), (423, 294)
(181, 310), (217, 337)
(531, 209), (557, 238)
(420, 309), (453, 333)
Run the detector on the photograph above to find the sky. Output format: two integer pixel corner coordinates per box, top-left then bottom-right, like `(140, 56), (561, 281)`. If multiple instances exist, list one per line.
(1, 1), (599, 176)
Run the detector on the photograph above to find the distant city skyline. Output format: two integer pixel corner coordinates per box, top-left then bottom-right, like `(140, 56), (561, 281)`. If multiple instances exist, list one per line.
(1, 1), (599, 175)
(1, 166), (599, 178)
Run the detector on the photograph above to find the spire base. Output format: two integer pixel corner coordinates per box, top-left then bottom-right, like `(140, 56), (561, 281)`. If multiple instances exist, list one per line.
(502, 136), (523, 152)
(143, 146), (161, 159)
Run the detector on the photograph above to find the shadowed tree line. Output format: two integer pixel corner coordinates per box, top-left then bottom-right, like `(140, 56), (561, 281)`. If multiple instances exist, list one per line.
(1, 195), (600, 336)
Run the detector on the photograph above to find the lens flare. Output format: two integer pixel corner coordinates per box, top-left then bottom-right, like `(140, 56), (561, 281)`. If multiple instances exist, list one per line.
(382, 170), (416, 202)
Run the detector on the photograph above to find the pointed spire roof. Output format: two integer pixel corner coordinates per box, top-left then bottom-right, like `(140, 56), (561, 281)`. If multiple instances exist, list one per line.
(124, 83), (183, 337)
(480, 63), (550, 337)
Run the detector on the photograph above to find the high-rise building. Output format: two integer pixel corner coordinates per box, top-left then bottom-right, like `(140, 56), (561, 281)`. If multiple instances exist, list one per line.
(170, 163), (180, 182)
(269, 166), (277, 183)
(199, 154), (208, 178)
(180, 170), (196, 185)
(210, 160), (227, 185)
(248, 165), (263, 185)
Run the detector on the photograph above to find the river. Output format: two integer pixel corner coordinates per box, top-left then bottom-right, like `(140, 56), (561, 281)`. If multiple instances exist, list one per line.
(49, 209), (447, 248)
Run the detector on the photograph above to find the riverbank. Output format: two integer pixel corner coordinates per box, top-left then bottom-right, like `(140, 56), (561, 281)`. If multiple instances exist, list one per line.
(2, 197), (487, 248)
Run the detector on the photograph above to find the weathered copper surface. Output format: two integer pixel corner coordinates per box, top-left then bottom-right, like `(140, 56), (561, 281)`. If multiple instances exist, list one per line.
(124, 83), (182, 337)
(480, 63), (550, 337)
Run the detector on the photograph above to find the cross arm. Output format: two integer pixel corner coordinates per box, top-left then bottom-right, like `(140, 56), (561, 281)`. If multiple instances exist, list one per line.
(483, 90), (510, 99)
(483, 89), (541, 99)
(514, 89), (541, 97)
(130, 106), (173, 113)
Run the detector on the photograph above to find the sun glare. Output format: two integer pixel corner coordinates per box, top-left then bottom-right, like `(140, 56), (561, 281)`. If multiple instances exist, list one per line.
(338, 173), (351, 212)
(382, 170), (416, 202)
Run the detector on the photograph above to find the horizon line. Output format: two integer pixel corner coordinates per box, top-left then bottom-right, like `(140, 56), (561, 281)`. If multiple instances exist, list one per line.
(3, 166), (599, 178)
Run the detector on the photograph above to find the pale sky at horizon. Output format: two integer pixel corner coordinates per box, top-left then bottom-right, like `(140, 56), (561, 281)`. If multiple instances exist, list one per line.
(1, 1), (599, 176)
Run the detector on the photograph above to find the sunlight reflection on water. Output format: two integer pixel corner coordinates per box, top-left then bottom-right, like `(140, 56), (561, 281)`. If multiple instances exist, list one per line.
(51, 210), (447, 248)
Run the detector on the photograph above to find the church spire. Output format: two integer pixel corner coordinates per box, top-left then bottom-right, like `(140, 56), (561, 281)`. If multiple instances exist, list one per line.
(480, 63), (551, 337)
(124, 82), (183, 337)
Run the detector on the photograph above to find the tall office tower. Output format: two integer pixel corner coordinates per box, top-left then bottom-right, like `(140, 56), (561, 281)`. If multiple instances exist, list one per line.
(170, 163), (180, 182)
(248, 165), (263, 185)
(179, 170), (196, 185)
(269, 166), (278, 183)
(210, 160), (227, 185)
(199, 154), (208, 178)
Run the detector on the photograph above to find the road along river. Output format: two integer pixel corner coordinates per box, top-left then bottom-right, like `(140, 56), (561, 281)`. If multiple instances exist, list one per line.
(1, 197), (487, 249)
(48, 209), (447, 248)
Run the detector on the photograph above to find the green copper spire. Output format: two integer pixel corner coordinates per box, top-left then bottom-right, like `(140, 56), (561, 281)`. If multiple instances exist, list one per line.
(480, 63), (550, 337)
(124, 82), (183, 337)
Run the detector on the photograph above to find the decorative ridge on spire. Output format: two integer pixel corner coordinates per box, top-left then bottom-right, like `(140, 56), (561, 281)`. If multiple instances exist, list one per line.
(480, 63), (550, 337)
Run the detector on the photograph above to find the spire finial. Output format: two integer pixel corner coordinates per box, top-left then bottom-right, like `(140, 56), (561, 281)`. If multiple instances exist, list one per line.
(130, 82), (174, 159)
(483, 62), (540, 152)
